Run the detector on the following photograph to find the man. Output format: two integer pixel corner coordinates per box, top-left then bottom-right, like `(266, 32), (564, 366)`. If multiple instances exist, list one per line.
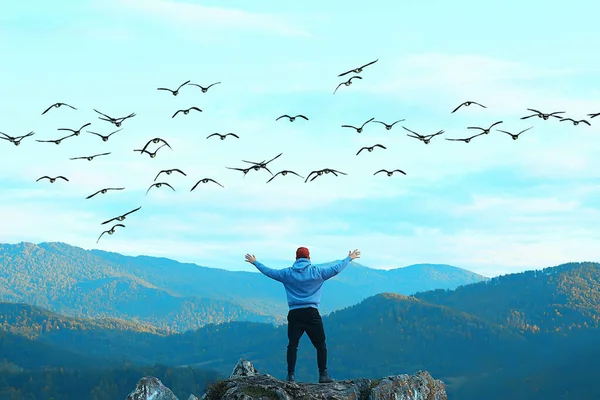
(244, 247), (361, 384)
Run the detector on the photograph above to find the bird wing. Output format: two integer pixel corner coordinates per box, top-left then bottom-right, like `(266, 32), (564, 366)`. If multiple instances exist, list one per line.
(337, 69), (354, 77)
(341, 125), (358, 129)
(87, 131), (102, 138)
(495, 129), (513, 136)
(189, 107), (202, 112)
(226, 133), (240, 138)
(373, 144), (386, 149)
(517, 127), (534, 134)
(177, 80), (191, 90)
(468, 133), (485, 140)
(207, 82), (221, 88)
(445, 138), (462, 141)
(296, 115), (308, 120)
(526, 108), (542, 114)
(266, 172), (281, 183)
(520, 114), (537, 120)
(374, 169), (386, 175)
(86, 190), (102, 199)
(163, 183), (176, 191)
(333, 83), (344, 94)
(581, 120), (591, 125)
(394, 169), (406, 175)
(79, 123), (91, 130)
(587, 112), (600, 118)
(41, 104), (55, 115)
(402, 126), (420, 136)
(372, 120), (385, 125)
(36, 176), (50, 182)
(101, 217), (117, 225)
(208, 179), (224, 188)
(305, 170), (318, 183)
(59, 133), (77, 141)
(331, 169), (347, 175)
(190, 181), (201, 191)
(145, 184), (157, 195)
(451, 103), (466, 113)
(472, 101), (486, 108)
(123, 206), (142, 216)
(112, 223), (125, 229)
(360, 117), (375, 128)
(559, 118), (572, 122)
(173, 169), (187, 176)
(95, 152), (111, 157)
(56, 176), (69, 181)
(349, 76), (363, 82)
(489, 121), (503, 129)
(467, 126), (484, 131)
(159, 141), (172, 150)
(207, 133), (218, 139)
(70, 156), (85, 160)
(64, 103), (77, 110)
(276, 115), (290, 121)
(287, 171), (303, 178)
(157, 87), (172, 92)
(265, 152), (283, 164)
(57, 128), (75, 132)
(107, 129), (122, 137)
(390, 119), (404, 126)
(359, 59), (378, 69)
(93, 109), (113, 119)
(172, 110), (182, 118)
(96, 231), (108, 243)
(356, 147), (366, 155)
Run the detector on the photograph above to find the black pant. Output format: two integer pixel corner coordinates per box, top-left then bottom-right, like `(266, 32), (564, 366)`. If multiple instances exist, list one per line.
(287, 306), (327, 374)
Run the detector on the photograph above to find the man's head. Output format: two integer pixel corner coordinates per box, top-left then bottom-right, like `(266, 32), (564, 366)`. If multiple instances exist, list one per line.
(296, 246), (310, 260)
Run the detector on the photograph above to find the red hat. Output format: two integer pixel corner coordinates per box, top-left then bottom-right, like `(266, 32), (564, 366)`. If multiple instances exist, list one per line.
(296, 247), (310, 259)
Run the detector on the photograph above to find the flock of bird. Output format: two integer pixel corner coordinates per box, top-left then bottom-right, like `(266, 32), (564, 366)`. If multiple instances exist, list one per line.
(2, 58), (598, 243)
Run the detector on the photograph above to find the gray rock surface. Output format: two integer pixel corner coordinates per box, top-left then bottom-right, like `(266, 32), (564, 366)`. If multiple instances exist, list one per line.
(126, 376), (179, 400)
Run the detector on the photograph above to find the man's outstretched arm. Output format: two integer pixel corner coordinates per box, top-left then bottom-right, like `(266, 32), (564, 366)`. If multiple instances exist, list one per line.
(319, 249), (361, 281)
(245, 253), (285, 282)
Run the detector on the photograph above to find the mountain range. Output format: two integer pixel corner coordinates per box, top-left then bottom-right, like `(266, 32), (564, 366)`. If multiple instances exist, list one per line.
(0, 241), (487, 332)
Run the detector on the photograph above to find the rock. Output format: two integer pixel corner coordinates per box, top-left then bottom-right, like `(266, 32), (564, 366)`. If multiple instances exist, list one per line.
(126, 376), (179, 400)
(127, 358), (447, 400)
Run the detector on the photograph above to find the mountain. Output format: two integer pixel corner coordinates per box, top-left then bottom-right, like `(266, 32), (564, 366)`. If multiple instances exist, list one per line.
(0, 241), (487, 332)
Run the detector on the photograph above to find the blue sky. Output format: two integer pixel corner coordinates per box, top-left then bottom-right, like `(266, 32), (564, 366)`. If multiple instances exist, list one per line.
(1, 0), (599, 277)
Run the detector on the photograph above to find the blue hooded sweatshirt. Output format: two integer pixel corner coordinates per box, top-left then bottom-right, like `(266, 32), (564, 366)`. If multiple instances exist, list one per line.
(252, 256), (352, 310)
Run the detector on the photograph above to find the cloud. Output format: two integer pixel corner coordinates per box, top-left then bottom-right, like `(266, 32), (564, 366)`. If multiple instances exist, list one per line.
(111, 0), (309, 37)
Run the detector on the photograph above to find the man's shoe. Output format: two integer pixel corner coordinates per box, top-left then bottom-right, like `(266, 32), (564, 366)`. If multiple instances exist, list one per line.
(286, 373), (295, 383)
(319, 370), (334, 383)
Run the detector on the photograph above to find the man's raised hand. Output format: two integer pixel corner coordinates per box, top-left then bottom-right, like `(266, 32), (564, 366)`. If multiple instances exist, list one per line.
(245, 254), (257, 264)
(348, 249), (361, 260)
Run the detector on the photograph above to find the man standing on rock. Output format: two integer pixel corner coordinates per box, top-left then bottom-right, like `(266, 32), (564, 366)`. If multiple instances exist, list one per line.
(245, 247), (361, 384)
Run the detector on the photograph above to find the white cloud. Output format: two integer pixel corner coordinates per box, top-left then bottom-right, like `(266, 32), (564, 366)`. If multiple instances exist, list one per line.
(110, 0), (309, 37)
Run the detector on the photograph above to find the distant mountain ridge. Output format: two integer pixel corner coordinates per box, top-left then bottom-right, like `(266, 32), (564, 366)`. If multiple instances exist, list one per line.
(0, 241), (487, 332)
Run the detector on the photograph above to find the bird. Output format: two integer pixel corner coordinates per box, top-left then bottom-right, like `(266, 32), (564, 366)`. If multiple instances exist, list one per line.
(451, 101), (487, 113)
(155, 168), (186, 181)
(445, 133), (485, 143)
(157, 80), (190, 96)
(36, 176), (68, 183)
(35, 133), (77, 145)
(87, 128), (122, 142)
(276, 114), (309, 122)
(374, 169), (406, 176)
(520, 109), (565, 120)
(134, 144), (169, 158)
(559, 118), (591, 126)
(189, 82), (221, 92)
(140, 138), (172, 153)
(207, 133), (239, 140)
(342, 117), (374, 133)
(305, 168), (347, 183)
(241, 153), (283, 175)
(86, 187), (125, 199)
(0, 131), (34, 146)
(41, 102), (76, 115)
(226, 166), (253, 176)
(70, 152), (111, 161)
(266, 170), (304, 183)
(402, 127), (445, 144)
(172, 107), (202, 118)
(101, 206), (141, 225)
(338, 59), (378, 77)
(146, 182), (175, 195)
(190, 178), (224, 191)
(496, 127), (533, 140)
(57, 122), (91, 136)
(94, 109), (136, 127)
(356, 144), (386, 155)
(97, 224), (125, 243)
(587, 112), (600, 119)
(467, 121), (503, 134)
(372, 119), (404, 130)
(333, 76), (362, 94)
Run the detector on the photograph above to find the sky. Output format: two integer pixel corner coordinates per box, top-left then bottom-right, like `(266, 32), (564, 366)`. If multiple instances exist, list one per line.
(1, 0), (599, 278)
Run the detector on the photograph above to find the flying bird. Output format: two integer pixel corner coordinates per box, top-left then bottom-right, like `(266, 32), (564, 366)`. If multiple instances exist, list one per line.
(333, 76), (362, 94)
(305, 168), (347, 183)
(338, 59), (378, 77)
(35, 133), (77, 145)
(134, 144), (169, 158)
(36, 176), (68, 183)
(445, 133), (485, 143)
(356, 144), (386, 155)
(146, 182), (175, 195)
(266, 170), (304, 183)
(94, 109), (136, 127)
(374, 169), (406, 176)
(207, 133), (239, 140)
(520, 109), (564, 120)
(276, 114), (308, 122)
(155, 168), (187, 181)
(57, 122), (91, 136)
(451, 101), (487, 113)
(226, 166), (253, 176)
(97, 224), (125, 243)
(157, 80), (190, 96)
(372, 119), (404, 130)
(402, 127), (445, 144)
(87, 128), (122, 142)
(342, 117), (374, 133)
(189, 82), (221, 92)
(172, 107), (202, 118)
(86, 187), (125, 199)
(41, 102), (76, 115)
(190, 178), (224, 191)
(496, 127), (533, 140)
(467, 121), (503, 134)
(140, 138), (172, 153)
(587, 112), (599, 119)
(241, 153), (283, 175)
(101, 206), (141, 225)
(559, 118), (591, 126)
(0, 131), (34, 146)
(70, 152), (111, 161)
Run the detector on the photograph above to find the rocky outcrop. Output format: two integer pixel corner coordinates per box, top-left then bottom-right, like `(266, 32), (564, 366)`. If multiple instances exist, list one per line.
(127, 358), (448, 400)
